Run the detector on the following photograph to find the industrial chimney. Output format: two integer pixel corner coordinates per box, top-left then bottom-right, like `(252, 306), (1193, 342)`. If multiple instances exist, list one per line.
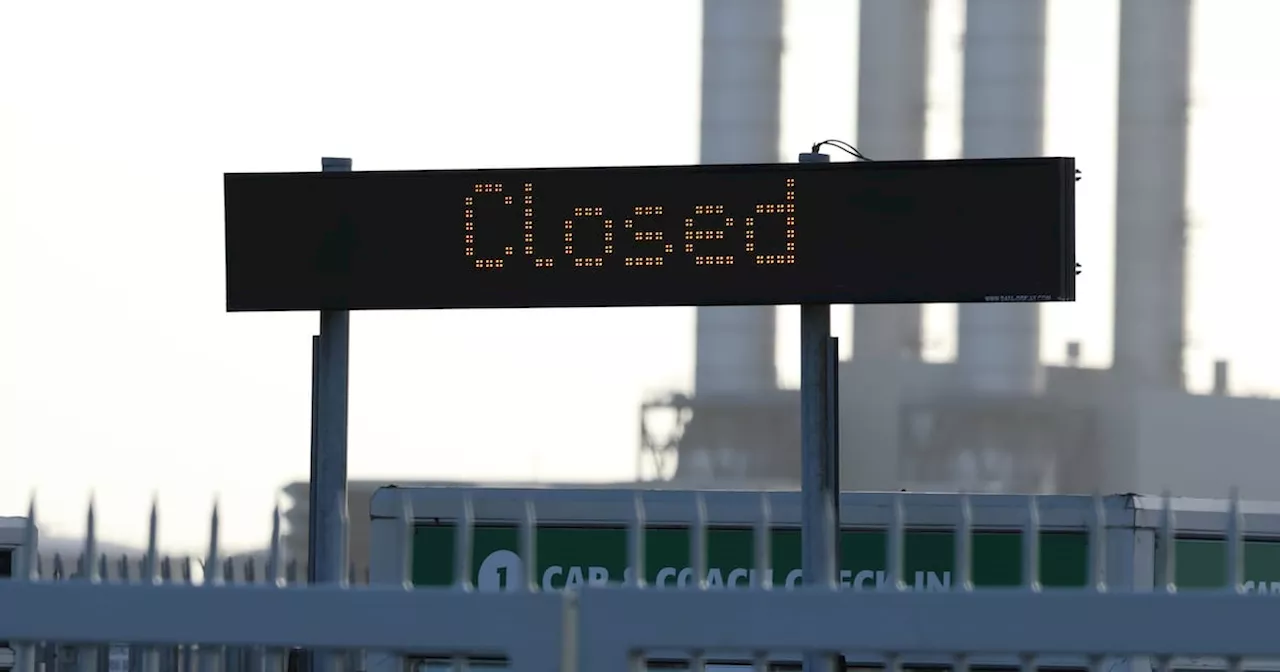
(693, 0), (784, 397)
(956, 0), (1048, 395)
(852, 0), (930, 362)
(1112, 0), (1192, 390)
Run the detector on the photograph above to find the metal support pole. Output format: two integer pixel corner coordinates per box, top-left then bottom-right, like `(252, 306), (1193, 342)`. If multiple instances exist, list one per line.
(799, 311), (838, 569)
(311, 156), (352, 672)
(798, 150), (838, 672)
(307, 334), (320, 584)
(828, 335), (841, 519)
(800, 304), (837, 672)
(303, 335), (321, 672)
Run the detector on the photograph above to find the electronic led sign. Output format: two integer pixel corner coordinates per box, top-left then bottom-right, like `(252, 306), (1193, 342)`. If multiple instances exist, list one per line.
(224, 158), (1075, 311)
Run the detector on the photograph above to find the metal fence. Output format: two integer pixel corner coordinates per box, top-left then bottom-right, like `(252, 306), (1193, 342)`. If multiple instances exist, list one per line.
(2, 505), (371, 672)
(3, 491), (1280, 672)
(30, 551), (355, 587)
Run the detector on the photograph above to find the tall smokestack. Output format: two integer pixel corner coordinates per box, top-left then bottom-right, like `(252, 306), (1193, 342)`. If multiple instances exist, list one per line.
(956, 0), (1047, 395)
(1113, 0), (1192, 390)
(694, 0), (784, 396)
(852, 0), (930, 362)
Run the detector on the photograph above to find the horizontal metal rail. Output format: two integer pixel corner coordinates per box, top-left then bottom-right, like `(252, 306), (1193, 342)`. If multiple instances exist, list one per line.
(0, 580), (572, 663)
(4, 487), (1276, 672)
(577, 587), (1280, 667)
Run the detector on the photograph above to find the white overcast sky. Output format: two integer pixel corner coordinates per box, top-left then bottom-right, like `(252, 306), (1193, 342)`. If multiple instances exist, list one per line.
(1, 0), (1278, 552)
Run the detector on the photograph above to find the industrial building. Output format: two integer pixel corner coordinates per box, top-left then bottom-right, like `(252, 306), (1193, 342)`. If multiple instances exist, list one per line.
(639, 0), (1280, 501)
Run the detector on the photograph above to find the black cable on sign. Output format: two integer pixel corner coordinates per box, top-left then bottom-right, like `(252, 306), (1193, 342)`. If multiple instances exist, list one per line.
(811, 139), (873, 161)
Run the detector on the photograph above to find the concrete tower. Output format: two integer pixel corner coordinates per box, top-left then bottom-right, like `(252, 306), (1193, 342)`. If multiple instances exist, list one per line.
(667, 0), (791, 482)
(842, 0), (932, 491)
(693, 0), (784, 397)
(1112, 0), (1192, 390)
(852, 0), (931, 363)
(956, 0), (1048, 395)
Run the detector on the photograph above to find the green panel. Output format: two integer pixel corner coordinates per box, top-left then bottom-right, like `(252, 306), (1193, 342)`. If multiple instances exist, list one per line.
(412, 525), (1087, 590)
(1174, 537), (1280, 593)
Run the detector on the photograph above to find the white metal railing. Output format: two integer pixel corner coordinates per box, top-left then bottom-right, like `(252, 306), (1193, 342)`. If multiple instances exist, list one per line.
(3, 491), (1280, 672)
(0, 501), (571, 672)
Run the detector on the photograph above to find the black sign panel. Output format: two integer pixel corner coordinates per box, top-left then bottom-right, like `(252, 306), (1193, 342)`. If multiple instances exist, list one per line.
(224, 158), (1075, 311)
